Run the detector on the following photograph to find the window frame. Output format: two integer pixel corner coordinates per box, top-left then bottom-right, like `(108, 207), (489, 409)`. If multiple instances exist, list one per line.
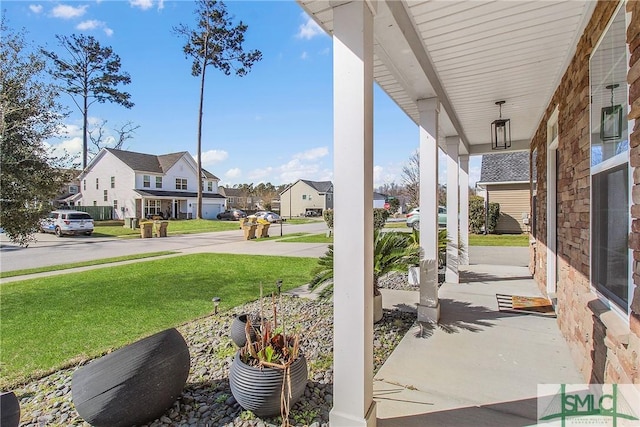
(155, 176), (162, 189)
(176, 178), (188, 190)
(588, 2), (632, 318)
(143, 175), (151, 188)
(110, 176), (115, 189)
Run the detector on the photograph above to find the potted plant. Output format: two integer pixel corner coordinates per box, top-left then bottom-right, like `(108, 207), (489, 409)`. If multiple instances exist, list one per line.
(228, 291), (308, 424)
(310, 230), (419, 322)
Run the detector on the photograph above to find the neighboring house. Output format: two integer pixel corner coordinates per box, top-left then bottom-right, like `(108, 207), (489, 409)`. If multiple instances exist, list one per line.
(219, 187), (256, 210)
(78, 148), (225, 220)
(476, 152), (533, 234)
(279, 179), (334, 217)
(373, 192), (387, 209)
(53, 171), (82, 208)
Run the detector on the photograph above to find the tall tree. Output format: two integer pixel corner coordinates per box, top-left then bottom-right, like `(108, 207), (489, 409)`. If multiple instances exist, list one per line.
(175, 0), (261, 219)
(1, 21), (76, 246)
(402, 151), (420, 209)
(42, 34), (133, 169)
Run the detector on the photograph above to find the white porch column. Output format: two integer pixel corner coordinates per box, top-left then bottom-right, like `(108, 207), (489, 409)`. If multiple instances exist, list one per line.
(459, 155), (470, 266)
(445, 137), (459, 284)
(330, 1), (376, 426)
(418, 98), (440, 323)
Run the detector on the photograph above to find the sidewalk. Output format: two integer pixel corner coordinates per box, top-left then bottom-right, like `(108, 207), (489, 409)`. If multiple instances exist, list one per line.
(375, 262), (583, 427)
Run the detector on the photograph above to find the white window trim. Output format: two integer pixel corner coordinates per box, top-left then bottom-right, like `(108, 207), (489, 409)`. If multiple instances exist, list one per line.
(546, 106), (559, 299)
(588, 1), (632, 320)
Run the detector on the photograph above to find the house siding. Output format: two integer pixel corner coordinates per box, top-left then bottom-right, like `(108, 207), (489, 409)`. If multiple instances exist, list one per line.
(486, 183), (530, 234)
(80, 152), (137, 219)
(280, 181), (329, 217)
(531, 0), (640, 385)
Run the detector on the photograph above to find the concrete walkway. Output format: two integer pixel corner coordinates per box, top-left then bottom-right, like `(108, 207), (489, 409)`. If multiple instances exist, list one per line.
(374, 261), (583, 427)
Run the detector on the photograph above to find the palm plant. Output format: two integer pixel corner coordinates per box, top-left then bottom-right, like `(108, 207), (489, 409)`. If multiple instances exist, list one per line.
(310, 230), (419, 297)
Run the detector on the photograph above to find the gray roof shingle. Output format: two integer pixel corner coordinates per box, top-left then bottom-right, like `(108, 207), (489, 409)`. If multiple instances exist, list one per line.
(301, 179), (333, 193)
(106, 148), (219, 179)
(479, 152), (530, 183)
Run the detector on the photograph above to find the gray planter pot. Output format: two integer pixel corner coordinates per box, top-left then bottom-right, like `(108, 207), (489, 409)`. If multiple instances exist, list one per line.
(229, 351), (308, 417)
(230, 314), (260, 347)
(1, 391), (20, 427)
(72, 328), (190, 427)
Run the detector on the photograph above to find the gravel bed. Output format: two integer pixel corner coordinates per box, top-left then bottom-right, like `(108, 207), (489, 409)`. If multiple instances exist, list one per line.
(15, 296), (415, 427)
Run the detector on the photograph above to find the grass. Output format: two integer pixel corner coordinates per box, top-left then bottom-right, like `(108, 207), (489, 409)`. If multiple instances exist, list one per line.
(92, 218), (242, 238)
(278, 233), (333, 244)
(0, 253), (317, 388)
(469, 233), (529, 246)
(0, 252), (177, 278)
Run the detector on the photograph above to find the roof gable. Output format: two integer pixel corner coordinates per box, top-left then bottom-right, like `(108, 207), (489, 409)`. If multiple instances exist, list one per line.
(479, 152), (530, 183)
(301, 179), (333, 193)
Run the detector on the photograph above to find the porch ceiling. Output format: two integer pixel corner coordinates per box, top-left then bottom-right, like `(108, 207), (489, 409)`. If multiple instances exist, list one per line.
(297, 0), (596, 155)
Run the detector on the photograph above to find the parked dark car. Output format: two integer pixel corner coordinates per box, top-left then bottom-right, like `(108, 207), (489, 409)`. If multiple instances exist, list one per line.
(217, 209), (247, 220)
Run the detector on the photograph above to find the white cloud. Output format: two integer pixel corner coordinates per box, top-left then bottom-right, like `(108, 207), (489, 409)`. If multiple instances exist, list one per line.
(319, 47), (330, 56)
(225, 168), (242, 179)
(293, 146), (328, 161)
(76, 20), (113, 36)
(300, 51), (308, 60)
(198, 149), (229, 166)
(29, 4), (43, 14)
(129, 0), (163, 11)
(296, 14), (323, 40)
(51, 4), (88, 19)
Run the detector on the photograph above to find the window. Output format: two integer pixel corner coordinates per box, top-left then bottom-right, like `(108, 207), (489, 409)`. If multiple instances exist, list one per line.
(144, 199), (161, 217)
(110, 176), (115, 188)
(156, 176), (162, 189)
(207, 181), (213, 192)
(95, 178), (99, 190)
(83, 180), (86, 191)
(302, 195), (307, 200)
(103, 190), (108, 202)
(143, 175), (150, 188)
(69, 185), (79, 194)
(113, 200), (118, 211)
(590, 4), (630, 314)
(176, 178), (187, 190)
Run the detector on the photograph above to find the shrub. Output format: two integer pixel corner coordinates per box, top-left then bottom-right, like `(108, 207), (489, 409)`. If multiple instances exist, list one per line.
(323, 209), (333, 229)
(373, 208), (390, 230)
(469, 195), (500, 234)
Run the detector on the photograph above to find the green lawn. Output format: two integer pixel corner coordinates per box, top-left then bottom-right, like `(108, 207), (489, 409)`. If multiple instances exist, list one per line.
(469, 233), (529, 247)
(0, 254), (317, 388)
(0, 251), (177, 278)
(279, 233), (333, 244)
(93, 218), (242, 238)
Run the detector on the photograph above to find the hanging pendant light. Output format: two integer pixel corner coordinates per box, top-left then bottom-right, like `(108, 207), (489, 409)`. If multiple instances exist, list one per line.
(600, 84), (622, 141)
(491, 100), (511, 150)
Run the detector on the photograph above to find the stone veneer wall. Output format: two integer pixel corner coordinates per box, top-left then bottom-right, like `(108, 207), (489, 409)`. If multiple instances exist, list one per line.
(531, 0), (639, 384)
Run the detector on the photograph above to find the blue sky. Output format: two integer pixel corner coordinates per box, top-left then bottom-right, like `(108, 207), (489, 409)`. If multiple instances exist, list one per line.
(4, 0), (481, 188)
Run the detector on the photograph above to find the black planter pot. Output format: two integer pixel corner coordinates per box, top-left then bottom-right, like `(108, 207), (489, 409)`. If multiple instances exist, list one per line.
(230, 313), (260, 347)
(72, 328), (190, 427)
(0, 391), (20, 427)
(229, 352), (308, 417)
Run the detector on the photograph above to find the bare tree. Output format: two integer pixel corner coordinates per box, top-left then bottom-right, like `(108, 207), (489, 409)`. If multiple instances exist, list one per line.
(88, 120), (140, 158)
(401, 151), (420, 209)
(174, 0), (261, 219)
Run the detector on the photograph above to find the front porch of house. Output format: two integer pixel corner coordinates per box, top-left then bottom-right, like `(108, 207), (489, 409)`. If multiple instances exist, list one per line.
(374, 253), (583, 426)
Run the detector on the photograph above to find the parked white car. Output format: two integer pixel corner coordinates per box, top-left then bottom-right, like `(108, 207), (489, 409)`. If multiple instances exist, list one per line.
(40, 210), (94, 237)
(255, 211), (282, 223)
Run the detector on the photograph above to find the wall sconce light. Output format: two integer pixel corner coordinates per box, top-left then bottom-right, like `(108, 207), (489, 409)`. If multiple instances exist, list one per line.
(491, 100), (511, 150)
(601, 84), (622, 141)
(212, 297), (220, 314)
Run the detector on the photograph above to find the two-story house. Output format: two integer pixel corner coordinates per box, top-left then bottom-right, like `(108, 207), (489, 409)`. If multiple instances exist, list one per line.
(78, 148), (226, 220)
(279, 179), (334, 218)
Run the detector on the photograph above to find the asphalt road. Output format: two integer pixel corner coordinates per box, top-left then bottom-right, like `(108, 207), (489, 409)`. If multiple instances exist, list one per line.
(0, 221), (329, 273)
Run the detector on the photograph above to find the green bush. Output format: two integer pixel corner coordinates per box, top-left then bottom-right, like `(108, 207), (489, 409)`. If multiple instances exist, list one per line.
(323, 209), (333, 229)
(469, 195), (500, 234)
(373, 208), (390, 230)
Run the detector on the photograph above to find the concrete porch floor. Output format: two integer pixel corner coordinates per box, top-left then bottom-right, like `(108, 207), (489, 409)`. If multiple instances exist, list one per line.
(375, 262), (583, 427)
